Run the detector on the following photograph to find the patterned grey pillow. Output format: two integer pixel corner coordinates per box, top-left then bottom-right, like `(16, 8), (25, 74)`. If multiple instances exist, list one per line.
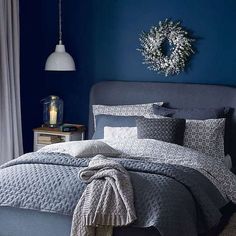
(92, 102), (163, 128)
(136, 117), (186, 145)
(183, 119), (225, 160)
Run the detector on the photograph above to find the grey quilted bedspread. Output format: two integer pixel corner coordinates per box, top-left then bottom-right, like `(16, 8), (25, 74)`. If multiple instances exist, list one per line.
(0, 151), (227, 236)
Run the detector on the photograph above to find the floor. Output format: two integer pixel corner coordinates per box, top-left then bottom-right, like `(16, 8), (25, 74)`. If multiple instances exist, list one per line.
(220, 214), (236, 236)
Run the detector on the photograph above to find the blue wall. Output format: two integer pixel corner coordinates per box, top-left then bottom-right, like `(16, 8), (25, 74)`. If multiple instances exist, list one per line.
(92, 0), (236, 84)
(20, 0), (236, 152)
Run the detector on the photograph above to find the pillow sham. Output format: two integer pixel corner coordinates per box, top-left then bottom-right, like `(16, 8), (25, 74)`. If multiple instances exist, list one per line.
(104, 127), (137, 140)
(92, 115), (137, 139)
(93, 102), (164, 128)
(38, 140), (120, 158)
(154, 105), (232, 155)
(154, 106), (230, 120)
(183, 118), (225, 160)
(136, 117), (186, 145)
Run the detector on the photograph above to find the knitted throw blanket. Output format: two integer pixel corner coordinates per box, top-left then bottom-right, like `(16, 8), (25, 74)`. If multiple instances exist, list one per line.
(70, 155), (137, 236)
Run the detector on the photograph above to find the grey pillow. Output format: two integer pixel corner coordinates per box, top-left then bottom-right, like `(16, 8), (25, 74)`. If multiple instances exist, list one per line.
(38, 140), (120, 158)
(92, 102), (164, 128)
(154, 105), (232, 155)
(154, 106), (229, 120)
(183, 119), (225, 160)
(136, 117), (186, 145)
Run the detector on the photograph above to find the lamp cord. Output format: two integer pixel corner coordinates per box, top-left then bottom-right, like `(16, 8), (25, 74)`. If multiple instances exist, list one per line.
(59, 0), (62, 44)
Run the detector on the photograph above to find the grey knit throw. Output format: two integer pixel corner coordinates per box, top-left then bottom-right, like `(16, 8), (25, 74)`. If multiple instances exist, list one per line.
(70, 155), (137, 236)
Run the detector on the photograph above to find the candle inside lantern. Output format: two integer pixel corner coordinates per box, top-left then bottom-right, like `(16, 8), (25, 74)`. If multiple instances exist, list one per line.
(42, 95), (63, 127)
(49, 105), (58, 126)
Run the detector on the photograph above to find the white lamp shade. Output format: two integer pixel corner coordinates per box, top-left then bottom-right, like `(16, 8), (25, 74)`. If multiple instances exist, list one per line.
(45, 44), (76, 71)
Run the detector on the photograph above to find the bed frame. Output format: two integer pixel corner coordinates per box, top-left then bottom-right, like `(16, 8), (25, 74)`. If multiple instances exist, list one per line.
(89, 81), (236, 166)
(0, 81), (235, 236)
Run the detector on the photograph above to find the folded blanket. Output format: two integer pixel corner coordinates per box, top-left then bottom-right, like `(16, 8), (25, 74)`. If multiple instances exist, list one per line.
(70, 155), (136, 236)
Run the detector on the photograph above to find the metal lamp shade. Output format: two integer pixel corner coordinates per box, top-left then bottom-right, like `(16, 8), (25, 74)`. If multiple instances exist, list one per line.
(45, 44), (76, 71)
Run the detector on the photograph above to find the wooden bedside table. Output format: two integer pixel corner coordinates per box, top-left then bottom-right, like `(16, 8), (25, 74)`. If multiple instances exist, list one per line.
(33, 124), (85, 151)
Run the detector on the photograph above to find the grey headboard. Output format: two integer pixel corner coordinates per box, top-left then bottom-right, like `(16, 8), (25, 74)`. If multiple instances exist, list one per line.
(89, 81), (236, 165)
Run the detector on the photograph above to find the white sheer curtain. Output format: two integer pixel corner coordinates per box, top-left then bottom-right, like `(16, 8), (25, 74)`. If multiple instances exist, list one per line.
(0, 0), (23, 164)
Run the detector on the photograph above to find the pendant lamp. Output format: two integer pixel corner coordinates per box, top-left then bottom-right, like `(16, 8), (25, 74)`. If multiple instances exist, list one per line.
(45, 0), (76, 71)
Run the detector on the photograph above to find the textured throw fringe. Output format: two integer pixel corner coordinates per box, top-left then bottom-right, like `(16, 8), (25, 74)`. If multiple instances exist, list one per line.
(82, 213), (137, 226)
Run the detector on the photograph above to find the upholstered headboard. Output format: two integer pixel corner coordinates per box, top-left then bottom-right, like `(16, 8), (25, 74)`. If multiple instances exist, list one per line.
(89, 81), (236, 166)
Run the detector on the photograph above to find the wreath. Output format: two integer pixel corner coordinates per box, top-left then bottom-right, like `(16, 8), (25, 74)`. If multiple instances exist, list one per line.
(138, 19), (195, 76)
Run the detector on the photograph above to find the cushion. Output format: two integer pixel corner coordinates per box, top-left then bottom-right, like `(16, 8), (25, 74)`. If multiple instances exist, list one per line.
(93, 102), (164, 128)
(38, 140), (120, 158)
(92, 115), (137, 139)
(183, 118), (225, 160)
(104, 127), (137, 140)
(154, 106), (230, 120)
(136, 117), (186, 145)
(154, 105), (232, 155)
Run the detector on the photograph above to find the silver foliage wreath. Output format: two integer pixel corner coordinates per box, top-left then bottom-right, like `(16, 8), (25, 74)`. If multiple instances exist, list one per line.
(138, 19), (195, 76)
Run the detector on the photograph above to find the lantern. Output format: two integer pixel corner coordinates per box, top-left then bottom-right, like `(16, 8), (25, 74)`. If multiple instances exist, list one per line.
(42, 95), (63, 127)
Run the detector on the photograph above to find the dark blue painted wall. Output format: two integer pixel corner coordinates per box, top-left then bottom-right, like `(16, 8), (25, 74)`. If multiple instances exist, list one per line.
(20, 0), (236, 152)
(92, 0), (236, 84)
(20, 0), (94, 152)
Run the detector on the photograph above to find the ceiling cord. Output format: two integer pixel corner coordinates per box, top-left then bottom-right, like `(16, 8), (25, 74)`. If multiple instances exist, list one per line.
(59, 0), (63, 44)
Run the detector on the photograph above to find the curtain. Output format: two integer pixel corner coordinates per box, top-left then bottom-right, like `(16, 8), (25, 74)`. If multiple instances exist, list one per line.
(0, 0), (23, 164)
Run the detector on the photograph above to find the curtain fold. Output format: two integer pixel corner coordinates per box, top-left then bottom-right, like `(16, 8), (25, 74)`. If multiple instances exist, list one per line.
(0, 0), (23, 164)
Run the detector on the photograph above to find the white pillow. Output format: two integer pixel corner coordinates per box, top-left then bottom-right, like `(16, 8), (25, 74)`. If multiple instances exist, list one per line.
(104, 127), (137, 140)
(38, 140), (120, 158)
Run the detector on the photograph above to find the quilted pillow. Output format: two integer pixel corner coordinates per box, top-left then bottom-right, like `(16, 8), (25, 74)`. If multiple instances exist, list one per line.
(38, 140), (120, 158)
(136, 117), (186, 145)
(92, 102), (163, 128)
(183, 118), (225, 160)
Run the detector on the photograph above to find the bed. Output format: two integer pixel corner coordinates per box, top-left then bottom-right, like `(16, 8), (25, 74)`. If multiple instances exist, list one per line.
(0, 81), (236, 236)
